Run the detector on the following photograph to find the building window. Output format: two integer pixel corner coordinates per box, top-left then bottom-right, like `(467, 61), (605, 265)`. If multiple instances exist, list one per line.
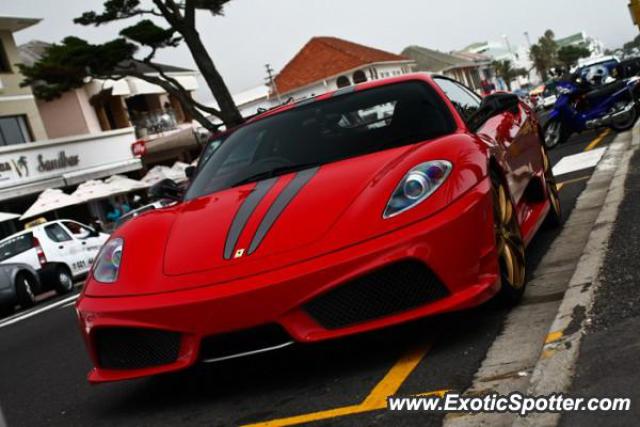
(336, 75), (351, 88)
(0, 40), (11, 73)
(353, 70), (367, 84)
(0, 115), (32, 146)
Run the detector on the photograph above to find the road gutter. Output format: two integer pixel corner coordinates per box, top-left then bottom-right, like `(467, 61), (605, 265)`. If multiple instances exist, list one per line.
(444, 125), (637, 427)
(514, 124), (640, 427)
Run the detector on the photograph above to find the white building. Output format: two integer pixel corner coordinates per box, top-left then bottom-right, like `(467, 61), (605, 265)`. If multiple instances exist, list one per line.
(556, 32), (605, 59)
(226, 37), (415, 118)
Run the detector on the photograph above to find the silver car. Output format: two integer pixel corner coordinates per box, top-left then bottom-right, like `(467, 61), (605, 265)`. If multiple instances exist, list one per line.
(0, 263), (41, 317)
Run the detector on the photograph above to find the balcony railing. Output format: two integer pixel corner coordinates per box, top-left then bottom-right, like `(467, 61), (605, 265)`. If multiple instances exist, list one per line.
(132, 109), (178, 138)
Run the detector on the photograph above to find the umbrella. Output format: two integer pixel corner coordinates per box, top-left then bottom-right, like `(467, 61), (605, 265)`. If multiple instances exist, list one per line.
(169, 161), (190, 183)
(141, 165), (178, 187)
(21, 189), (84, 220)
(0, 212), (19, 224)
(105, 175), (146, 193)
(71, 180), (122, 203)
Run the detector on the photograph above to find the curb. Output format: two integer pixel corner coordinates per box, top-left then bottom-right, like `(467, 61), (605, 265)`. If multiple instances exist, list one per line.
(514, 123), (640, 427)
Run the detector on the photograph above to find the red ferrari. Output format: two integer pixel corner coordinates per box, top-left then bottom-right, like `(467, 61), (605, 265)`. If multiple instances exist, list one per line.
(77, 74), (560, 383)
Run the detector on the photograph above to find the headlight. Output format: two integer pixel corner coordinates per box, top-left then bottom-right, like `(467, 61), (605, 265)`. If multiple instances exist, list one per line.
(384, 161), (452, 218)
(93, 238), (124, 284)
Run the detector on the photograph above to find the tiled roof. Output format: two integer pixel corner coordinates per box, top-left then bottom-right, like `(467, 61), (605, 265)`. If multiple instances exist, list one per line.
(274, 37), (410, 95)
(402, 45), (476, 73)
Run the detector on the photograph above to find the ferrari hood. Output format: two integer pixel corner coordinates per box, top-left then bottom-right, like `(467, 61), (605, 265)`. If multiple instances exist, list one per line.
(162, 146), (415, 276)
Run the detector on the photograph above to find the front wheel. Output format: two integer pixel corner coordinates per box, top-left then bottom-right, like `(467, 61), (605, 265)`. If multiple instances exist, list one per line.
(491, 172), (527, 306)
(543, 119), (568, 149)
(53, 266), (74, 295)
(16, 273), (37, 309)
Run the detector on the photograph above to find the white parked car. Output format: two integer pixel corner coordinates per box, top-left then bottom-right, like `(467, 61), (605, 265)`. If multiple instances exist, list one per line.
(0, 220), (109, 291)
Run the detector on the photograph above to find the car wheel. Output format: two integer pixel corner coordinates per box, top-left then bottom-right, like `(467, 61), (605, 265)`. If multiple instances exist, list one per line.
(543, 119), (567, 149)
(16, 273), (37, 309)
(53, 266), (74, 295)
(491, 172), (527, 305)
(541, 147), (562, 228)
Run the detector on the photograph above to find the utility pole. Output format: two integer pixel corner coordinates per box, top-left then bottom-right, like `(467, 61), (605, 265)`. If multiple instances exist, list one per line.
(264, 64), (282, 103)
(524, 31), (532, 49)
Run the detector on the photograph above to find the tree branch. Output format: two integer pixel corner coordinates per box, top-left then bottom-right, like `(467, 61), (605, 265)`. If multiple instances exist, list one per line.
(134, 59), (221, 115)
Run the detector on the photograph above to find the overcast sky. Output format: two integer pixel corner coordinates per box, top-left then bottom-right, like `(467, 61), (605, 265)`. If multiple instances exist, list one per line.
(2, 0), (638, 103)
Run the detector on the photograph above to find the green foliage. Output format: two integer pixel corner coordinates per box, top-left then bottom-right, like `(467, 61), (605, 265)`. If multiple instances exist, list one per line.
(18, 37), (137, 100)
(529, 30), (559, 81)
(492, 60), (527, 90)
(120, 20), (181, 49)
(623, 34), (640, 54)
(557, 45), (591, 68)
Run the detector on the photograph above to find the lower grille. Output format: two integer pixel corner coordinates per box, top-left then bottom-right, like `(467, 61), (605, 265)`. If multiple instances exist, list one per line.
(94, 328), (181, 370)
(200, 324), (292, 362)
(304, 260), (449, 329)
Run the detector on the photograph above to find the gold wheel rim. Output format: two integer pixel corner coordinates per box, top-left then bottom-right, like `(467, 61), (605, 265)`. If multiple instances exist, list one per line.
(493, 182), (526, 289)
(542, 149), (561, 215)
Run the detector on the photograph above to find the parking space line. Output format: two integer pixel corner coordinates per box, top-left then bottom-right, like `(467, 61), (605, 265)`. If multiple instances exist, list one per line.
(556, 175), (591, 191)
(242, 341), (434, 427)
(0, 294), (79, 329)
(545, 331), (563, 344)
(584, 129), (611, 152)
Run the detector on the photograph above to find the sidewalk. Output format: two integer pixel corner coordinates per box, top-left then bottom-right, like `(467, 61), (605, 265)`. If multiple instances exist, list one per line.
(560, 141), (640, 425)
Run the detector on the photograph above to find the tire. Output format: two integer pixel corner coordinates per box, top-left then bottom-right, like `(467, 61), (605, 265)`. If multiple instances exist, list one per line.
(53, 266), (74, 295)
(491, 171), (527, 306)
(543, 119), (569, 149)
(609, 102), (638, 132)
(15, 273), (37, 309)
(541, 146), (562, 228)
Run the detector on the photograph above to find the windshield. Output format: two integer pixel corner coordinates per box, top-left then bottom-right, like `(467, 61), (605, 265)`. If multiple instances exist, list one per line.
(185, 81), (454, 200)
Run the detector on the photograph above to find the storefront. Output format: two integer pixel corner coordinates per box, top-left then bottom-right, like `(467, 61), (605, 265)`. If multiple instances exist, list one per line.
(0, 127), (141, 237)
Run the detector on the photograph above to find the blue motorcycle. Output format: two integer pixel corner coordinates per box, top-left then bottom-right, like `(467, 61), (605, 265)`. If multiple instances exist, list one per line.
(543, 76), (640, 149)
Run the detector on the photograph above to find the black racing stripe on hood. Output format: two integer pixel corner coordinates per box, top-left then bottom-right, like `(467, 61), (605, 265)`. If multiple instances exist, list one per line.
(224, 177), (277, 260)
(248, 167), (319, 255)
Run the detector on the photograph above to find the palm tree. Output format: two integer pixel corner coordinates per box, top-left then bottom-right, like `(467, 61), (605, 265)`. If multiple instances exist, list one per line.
(492, 60), (528, 91)
(529, 30), (558, 81)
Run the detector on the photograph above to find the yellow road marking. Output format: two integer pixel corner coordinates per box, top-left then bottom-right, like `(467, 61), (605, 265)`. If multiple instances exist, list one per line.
(242, 342), (435, 427)
(545, 331), (563, 344)
(556, 175), (591, 192)
(584, 129), (610, 152)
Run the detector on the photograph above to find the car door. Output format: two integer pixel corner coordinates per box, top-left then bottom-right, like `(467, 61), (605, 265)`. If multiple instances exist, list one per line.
(433, 77), (531, 205)
(60, 221), (104, 272)
(41, 223), (83, 275)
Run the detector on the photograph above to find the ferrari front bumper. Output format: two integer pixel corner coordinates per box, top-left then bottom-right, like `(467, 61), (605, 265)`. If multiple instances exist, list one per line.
(77, 177), (500, 383)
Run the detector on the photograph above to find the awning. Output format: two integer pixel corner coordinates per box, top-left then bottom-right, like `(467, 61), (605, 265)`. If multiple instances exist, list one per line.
(86, 78), (131, 97)
(21, 189), (84, 220)
(0, 212), (19, 224)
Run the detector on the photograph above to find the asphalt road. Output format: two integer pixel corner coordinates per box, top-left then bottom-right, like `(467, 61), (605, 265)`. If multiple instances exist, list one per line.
(0, 128), (617, 427)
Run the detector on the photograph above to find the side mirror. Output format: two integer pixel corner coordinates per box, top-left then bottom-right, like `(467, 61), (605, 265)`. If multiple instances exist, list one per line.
(468, 93), (520, 132)
(88, 228), (100, 238)
(149, 178), (183, 201)
(185, 165), (196, 180)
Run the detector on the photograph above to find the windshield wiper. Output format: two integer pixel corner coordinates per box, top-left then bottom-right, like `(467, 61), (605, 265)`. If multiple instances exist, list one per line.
(231, 163), (320, 188)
